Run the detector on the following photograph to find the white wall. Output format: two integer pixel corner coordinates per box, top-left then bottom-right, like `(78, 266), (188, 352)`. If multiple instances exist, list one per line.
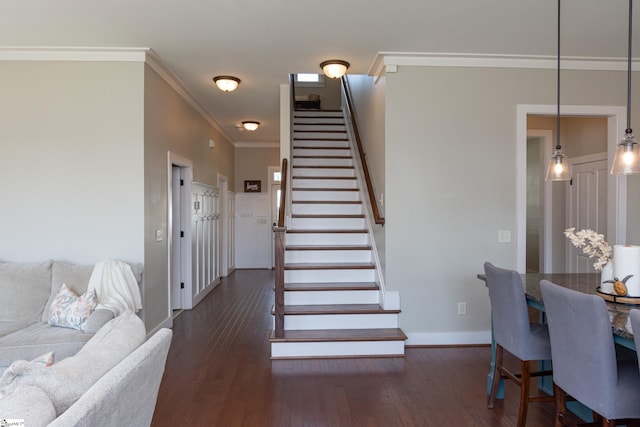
(0, 61), (145, 264)
(384, 66), (634, 343)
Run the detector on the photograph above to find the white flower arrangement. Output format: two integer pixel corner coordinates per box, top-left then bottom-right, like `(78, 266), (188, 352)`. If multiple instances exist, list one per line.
(564, 227), (612, 271)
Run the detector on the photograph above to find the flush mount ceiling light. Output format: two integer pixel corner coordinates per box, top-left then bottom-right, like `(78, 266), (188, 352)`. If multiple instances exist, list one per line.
(320, 60), (350, 79)
(546, 0), (571, 181)
(213, 75), (241, 92)
(611, 0), (640, 174)
(242, 121), (260, 131)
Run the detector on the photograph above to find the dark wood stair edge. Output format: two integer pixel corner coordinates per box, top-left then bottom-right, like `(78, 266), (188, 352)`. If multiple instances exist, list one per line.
(293, 146), (350, 150)
(293, 138), (349, 141)
(291, 214), (364, 219)
(269, 328), (407, 343)
(293, 155), (352, 159)
(292, 165), (354, 169)
(292, 187), (358, 191)
(292, 176), (356, 180)
(293, 200), (362, 204)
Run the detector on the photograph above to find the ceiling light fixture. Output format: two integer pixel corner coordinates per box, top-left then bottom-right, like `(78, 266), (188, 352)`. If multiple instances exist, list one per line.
(213, 75), (241, 92)
(320, 60), (350, 79)
(242, 121), (260, 131)
(611, 0), (640, 174)
(546, 0), (571, 181)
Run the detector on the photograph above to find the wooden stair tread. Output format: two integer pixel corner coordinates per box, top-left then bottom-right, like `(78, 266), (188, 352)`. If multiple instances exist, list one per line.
(293, 147), (350, 150)
(293, 138), (349, 142)
(285, 262), (375, 270)
(286, 245), (371, 251)
(293, 200), (362, 204)
(292, 187), (358, 191)
(269, 328), (407, 343)
(286, 229), (368, 234)
(285, 282), (379, 291)
(292, 165), (354, 169)
(293, 155), (352, 159)
(294, 129), (346, 133)
(294, 109), (342, 113)
(291, 214), (364, 219)
(292, 176), (356, 180)
(283, 304), (400, 314)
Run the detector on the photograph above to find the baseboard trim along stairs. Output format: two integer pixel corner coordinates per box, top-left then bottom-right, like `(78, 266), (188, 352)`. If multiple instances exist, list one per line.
(270, 109), (406, 359)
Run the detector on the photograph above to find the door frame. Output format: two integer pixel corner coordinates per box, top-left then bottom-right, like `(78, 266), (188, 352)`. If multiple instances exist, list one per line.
(516, 104), (627, 273)
(167, 152), (193, 315)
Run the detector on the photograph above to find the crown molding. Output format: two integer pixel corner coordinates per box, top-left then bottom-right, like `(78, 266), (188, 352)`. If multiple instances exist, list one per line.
(234, 141), (280, 149)
(369, 51), (636, 81)
(0, 47), (235, 146)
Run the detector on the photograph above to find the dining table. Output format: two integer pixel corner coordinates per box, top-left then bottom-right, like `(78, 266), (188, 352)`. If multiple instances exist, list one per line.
(477, 271), (637, 419)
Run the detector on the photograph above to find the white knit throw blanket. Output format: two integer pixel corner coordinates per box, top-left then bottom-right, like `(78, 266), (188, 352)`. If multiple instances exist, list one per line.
(88, 259), (142, 316)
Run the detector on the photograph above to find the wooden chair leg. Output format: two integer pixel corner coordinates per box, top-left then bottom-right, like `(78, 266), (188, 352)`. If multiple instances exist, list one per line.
(517, 360), (530, 427)
(554, 383), (567, 427)
(488, 345), (504, 409)
(600, 419), (615, 427)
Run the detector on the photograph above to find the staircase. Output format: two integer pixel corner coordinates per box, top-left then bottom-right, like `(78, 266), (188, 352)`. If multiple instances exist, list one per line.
(270, 109), (406, 359)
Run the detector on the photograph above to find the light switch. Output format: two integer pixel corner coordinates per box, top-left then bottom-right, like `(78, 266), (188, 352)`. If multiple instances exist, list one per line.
(498, 230), (511, 243)
(155, 229), (163, 242)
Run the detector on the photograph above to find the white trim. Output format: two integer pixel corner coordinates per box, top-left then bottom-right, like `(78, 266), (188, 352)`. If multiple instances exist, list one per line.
(234, 141), (280, 149)
(146, 315), (172, 338)
(369, 52), (635, 79)
(527, 130), (553, 273)
(0, 47), (236, 146)
(405, 331), (491, 346)
(516, 104), (627, 273)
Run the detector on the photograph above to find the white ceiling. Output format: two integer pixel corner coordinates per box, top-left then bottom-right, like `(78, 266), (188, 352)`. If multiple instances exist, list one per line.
(0, 0), (635, 144)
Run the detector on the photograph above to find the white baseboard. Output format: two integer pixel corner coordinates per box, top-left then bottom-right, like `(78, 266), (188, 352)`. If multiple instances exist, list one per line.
(146, 315), (172, 339)
(405, 331), (491, 346)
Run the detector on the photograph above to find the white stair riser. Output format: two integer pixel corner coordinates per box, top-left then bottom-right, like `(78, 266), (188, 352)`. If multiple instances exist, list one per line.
(285, 250), (372, 263)
(295, 132), (347, 140)
(292, 178), (357, 189)
(294, 117), (345, 124)
(294, 111), (343, 118)
(294, 124), (346, 132)
(271, 340), (404, 358)
(281, 313), (398, 330)
(293, 157), (353, 167)
(285, 269), (375, 283)
(292, 168), (354, 177)
(292, 190), (359, 201)
(292, 203), (362, 215)
(286, 233), (369, 246)
(293, 148), (351, 157)
(290, 217), (365, 230)
(284, 290), (379, 305)
(293, 140), (349, 149)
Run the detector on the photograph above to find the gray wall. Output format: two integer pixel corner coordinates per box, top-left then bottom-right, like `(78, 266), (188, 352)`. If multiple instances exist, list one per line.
(384, 65), (635, 341)
(234, 147), (280, 193)
(0, 61), (145, 264)
(143, 64), (235, 331)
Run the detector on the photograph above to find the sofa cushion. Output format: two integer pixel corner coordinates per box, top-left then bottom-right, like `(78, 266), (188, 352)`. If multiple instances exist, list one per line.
(0, 385), (56, 427)
(42, 261), (94, 323)
(0, 260), (52, 322)
(48, 284), (97, 330)
(0, 321), (34, 340)
(0, 311), (146, 415)
(0, 322), (93, 370)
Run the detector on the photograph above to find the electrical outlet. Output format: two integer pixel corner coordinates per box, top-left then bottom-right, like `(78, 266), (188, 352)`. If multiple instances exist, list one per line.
(458, 302), (467, 315)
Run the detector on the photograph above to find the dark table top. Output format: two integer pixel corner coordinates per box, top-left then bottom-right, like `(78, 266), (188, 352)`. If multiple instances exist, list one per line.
(477, 273), (635, 343)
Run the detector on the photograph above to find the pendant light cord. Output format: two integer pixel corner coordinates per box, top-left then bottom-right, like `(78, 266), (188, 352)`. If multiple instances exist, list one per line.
(556, 0), (562, 151)
(627, 0), (633, 134)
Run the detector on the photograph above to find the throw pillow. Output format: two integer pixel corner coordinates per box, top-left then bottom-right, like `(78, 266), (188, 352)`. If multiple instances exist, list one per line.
(48, 284), (97, 330)
(81, 308), (115, 334)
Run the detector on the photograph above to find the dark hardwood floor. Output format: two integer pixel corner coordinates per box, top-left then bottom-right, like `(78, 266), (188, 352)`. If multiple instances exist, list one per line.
(151, 269), (562, 427)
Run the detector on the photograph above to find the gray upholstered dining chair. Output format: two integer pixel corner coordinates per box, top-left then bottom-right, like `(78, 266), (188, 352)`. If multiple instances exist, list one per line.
(484, 262), (553, 427)
(630, 309), (640, 375)
(540, 280), (640, 426)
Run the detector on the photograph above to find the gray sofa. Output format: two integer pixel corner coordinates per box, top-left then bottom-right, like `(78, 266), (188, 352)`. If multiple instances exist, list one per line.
(0, 259), (143, 373)
(0, 312), (172, 426)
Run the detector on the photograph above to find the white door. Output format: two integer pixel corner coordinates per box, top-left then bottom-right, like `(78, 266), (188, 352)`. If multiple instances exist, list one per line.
(170, 166), (182, 310)
(566, 154), (608, 273)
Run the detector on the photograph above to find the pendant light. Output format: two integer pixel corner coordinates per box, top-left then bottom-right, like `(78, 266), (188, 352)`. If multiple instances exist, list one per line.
(611, 0), (640, 174)
(546, 0), (571, 181)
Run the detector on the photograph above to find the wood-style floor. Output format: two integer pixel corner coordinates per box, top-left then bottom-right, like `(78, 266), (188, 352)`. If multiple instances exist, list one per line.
(151, 269), (559, 427)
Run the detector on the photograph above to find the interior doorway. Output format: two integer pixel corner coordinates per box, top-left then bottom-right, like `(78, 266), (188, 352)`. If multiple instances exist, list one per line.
(168, 153), (193, 318)
(516, 104), (627, 273)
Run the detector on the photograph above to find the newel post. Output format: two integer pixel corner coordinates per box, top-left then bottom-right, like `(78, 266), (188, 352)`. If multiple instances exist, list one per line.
(273, 226), (286, 338)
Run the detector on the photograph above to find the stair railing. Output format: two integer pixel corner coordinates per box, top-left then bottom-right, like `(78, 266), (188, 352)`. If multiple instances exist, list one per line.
(341, 76), (385, 225)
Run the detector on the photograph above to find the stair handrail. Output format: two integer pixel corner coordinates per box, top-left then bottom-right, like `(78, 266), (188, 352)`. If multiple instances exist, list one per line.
(341, 76), (385, 225)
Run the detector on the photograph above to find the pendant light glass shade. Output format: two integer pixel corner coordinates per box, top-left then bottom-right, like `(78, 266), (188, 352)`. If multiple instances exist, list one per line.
(320, 60), (350, 79)
(611, 0), (640, 174)
(545, 0), (571, 181)
(546, 148), (571, 181)
(213, 76), (241, 92)
(611, 131), (640, 174)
